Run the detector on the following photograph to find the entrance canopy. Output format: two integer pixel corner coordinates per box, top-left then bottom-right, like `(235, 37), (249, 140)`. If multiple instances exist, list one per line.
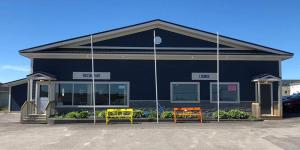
(252, 74), (281, 83)
(27, 72), (56, 81)
(252, 74), (281, 117)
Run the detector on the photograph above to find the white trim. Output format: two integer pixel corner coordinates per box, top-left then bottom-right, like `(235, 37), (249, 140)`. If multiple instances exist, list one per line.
(68, 46), (247, 51)
(129, 99), (256, 102)
(2, 79), (27, 87)
(54, 81), (130, 108)
(255, 82), (257, 102)
(170, 82), (200, 103)
(210, 82), (240, 103)
(252, 74), (281, 82)
(21, 53), (291, 61)
(21, 20), (291, 55)
(30, 58), (33, 74)
(278, 60), (282, 116)
(8, 87), (11, 112)
(27, 73), (56, 81)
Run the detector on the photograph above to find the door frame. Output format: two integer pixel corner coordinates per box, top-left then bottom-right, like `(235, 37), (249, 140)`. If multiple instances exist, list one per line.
(35, 81), (51, 114)
(260, 82), (273, 115)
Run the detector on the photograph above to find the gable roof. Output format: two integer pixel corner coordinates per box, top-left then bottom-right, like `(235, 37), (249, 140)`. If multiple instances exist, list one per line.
(1, 78), (27, 87)
(19, 19), (293, 57)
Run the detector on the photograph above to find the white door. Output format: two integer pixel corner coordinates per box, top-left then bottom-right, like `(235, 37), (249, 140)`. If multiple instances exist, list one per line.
(37, 83), (49, 114)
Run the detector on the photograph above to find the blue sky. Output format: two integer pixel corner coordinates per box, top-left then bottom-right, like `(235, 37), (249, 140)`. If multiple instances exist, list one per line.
(0, 0), (299, 83)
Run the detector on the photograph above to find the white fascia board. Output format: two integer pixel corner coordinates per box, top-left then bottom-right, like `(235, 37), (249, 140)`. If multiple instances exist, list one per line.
(21, 53), (290, 61)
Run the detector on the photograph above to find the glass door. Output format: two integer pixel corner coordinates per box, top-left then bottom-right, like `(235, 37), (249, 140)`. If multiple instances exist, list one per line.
(37, 83), (49, 114)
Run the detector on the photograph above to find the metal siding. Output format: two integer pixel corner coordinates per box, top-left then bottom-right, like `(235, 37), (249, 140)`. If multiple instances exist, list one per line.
(33, 59), (279, 103)
(83, 29), (231, 48)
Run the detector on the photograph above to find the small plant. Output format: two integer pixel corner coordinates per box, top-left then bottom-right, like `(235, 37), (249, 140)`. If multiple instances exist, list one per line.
(146, 111), (159, 120)
(212, 109), (250, 119)
(78, 111), (89, 118)
(64, 111), (89, 119)
(227, 109), (250, 119)
(212, 110), (228, 119)
(65, 111), (79, 118)
(161, 111), (173, 119)
(96, 110), (106, 118)
(133, 109), (144, 118)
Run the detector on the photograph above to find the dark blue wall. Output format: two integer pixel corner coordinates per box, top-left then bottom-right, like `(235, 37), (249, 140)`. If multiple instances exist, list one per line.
(33, 59), (279, 102)
(11, 83), (27, 111)
(83, 28), (231, 48)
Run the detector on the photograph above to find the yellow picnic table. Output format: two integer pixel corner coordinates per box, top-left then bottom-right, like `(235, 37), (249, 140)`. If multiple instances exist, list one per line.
(105, 108), (133, 125)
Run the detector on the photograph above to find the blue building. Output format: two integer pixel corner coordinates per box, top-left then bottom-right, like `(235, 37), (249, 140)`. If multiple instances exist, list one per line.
(2, 20), (293, 123)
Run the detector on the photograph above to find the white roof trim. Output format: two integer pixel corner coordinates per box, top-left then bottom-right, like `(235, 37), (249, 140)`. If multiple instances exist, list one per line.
(252, 75), (281, 82)
(2, 79), (27, 87)
(27, 73), (56, 81)
(21, 53), (291, 61)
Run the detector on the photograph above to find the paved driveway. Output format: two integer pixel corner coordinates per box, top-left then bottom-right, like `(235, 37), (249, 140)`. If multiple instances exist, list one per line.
(0, 113), (300, 150)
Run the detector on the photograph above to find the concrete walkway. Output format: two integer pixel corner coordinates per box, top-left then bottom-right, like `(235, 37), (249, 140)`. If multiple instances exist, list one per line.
(0, 113), (300, 150)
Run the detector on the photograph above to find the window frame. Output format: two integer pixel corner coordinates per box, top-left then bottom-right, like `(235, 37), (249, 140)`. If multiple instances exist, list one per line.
(210, 82), (240, 103)
(170, 82), (200, 103)
(54, 81), (130, 108)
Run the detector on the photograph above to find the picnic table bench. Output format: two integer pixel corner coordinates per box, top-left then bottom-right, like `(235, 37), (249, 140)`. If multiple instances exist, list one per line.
(173, 107), (203, 123)
(105, 108), (133, 125)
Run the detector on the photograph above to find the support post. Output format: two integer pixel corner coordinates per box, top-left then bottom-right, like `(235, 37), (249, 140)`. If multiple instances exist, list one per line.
(8, 87), (11, 112)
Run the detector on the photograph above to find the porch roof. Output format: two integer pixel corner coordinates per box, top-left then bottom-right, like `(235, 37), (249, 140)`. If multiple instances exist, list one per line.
(252, 74), (281, 82)
(27, 72), (56, 81)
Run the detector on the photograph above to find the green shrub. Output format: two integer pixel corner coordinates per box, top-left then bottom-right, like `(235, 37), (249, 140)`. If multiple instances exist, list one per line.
(65, 111), (79, 118)
(147, 111), (158, 120)
(212, 109), (250, 119)
(161, 111), (173, 119)
(78, 111), (89, 118)
(64, 111), (89, 119)
(133, 109), (144, 118)
(212, 110), (228, 119)
(227, 109), (250, 119)
(96, 110), (106, 118)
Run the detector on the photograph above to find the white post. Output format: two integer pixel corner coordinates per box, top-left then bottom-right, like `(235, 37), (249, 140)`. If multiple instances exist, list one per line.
(90, 35), (96, 125)
(8, 87), (11, 112)
(217, 32), (220, 122)
(153, 30), (159, 124)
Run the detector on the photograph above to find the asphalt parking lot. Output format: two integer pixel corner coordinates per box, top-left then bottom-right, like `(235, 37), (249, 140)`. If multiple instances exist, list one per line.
(0, 113), (300, 150)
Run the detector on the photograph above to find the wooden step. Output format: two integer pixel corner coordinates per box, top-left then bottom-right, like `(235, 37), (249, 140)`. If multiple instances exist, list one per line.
(261, 115), (282, 120)
(21, 114), (47, 124)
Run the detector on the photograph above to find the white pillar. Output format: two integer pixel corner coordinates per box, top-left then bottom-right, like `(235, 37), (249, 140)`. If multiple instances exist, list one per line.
(8, 87), (11, 112)
(278, 80), (282, 117)
(30, 79), (33, 101)
(258, 82), (261, 104)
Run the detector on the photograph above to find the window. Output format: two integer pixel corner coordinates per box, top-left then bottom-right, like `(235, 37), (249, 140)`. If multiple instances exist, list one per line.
(56, 83), (73, 105)
(210, 82), (240, 103)
(110, 84), (128, 105)
(55, 82), (129, 107)
(73, 84), (92, 105)
(95, 84), (109, 105)
(171, 82), (200, 103)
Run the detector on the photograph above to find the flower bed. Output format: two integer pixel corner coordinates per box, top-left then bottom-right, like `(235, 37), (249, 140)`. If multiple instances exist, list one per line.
(48, 109), (262, 124)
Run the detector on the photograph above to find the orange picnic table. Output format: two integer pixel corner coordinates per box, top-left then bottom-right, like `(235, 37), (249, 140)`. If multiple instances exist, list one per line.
(173, 107), (203, 123)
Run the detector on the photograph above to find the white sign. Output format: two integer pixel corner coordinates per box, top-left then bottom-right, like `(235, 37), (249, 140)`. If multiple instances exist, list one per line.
(73, 72), (110, 80)
(192, 73), (217, 80)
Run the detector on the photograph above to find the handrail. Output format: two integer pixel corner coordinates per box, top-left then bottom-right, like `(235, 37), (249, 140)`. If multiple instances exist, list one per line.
(20, 101), (29, 122)
(45, 101), (55, 120)
(20, 100), (38, 123)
